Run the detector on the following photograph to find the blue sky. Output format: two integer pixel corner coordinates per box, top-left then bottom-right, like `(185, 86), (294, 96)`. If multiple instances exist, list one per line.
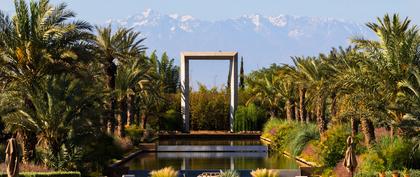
(1, 0), (419, 89)
(1, 0), (419, 24)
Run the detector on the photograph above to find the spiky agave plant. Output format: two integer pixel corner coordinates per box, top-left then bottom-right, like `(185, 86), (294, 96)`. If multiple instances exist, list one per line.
(250, 169), (279, 177)
(150, 167), (178, 177)
(220, 170), (239, 177)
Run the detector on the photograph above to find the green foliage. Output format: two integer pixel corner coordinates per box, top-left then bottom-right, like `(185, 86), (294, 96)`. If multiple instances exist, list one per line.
(265, 120), (297, 151)
(355, 170), (420, 177)
(190, 85), (230, 130)
(125, 125), (144, 145)
(359, 136), (415, 174)
(287, 123), (320, 156)
(317, 124), (352, 167)
(0, 172), (81, 177)
(234, 103), (266, 132)
(220, 170), (239, 177)
(262, 118), (284, 139)
(262, 119), (319, 156)
(160, 109), (182, 130)
(359, 152), (386, 173)
(150, 167), (178, 177)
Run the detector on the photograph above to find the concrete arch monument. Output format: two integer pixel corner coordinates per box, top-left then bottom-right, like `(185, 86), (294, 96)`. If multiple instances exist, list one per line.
(180, 52), (238, 132)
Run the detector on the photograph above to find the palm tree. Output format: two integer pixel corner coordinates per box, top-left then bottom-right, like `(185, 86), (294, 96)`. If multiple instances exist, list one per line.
(293, 57), (331, 134)
(275, 67), (297, 121)
(2, 74), (104, 168)
(247, 67), (283, 118)
(0, 0), (93, 162)
(155, 52), (180, 93)
(93, 26), (146, 134)
(137, 79), (163, 129)
(115, 56), (150, 137)
(397, 68), (420, 137)
(352, 14), (419, 137)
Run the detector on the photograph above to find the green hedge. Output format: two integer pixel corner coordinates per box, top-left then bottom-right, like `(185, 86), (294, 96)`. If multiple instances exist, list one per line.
(0, 172), (80, 177)
(355, 170), (420, 177)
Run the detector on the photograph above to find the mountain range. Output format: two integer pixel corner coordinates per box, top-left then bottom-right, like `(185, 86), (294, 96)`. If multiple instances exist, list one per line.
(107, 9), (376, 88)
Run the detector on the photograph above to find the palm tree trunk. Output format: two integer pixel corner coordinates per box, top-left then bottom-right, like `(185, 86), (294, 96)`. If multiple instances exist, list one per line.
(330, 92), (338, 119)
(299, 88), (307, 123)
(141, 112), (148, 129)
(294, 102), (300, 121)
(22, 97), (37, 163)
(361, 117), (375, 147)
(21, 130), (36, 164)
(106, 61), (117, 134)
(316, 96), (327, 134)
(285, 99), (293, 121)
(118, 96), (128, 137)
(306, 110), (311, 123)
(127, 95), (135, 126)
(351, 117), (359, 137)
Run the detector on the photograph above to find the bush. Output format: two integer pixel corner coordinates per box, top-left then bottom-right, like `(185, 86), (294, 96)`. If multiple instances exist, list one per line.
(358, 136), (414, 174)
(317, 124), (352, 167)
(250, 169), (279, 177)
(262, 119), (319, 156)
(234, 103), (267, 132)
(262, 118), (284, 137)
(160, 109), (182, 131)
(219, 170), (239, 177)
(190, 85), (230, 130)
(0, 172), (81, 177)
(355, 170), (420, 177)
(287, 123), (320, 156)
(266, 120), (298, 151)
(150, 167), (178, 177)
(125, 125), (144, 145)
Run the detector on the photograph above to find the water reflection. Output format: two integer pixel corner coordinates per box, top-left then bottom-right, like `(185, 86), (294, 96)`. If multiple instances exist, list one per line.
(125, 152), (298, 170)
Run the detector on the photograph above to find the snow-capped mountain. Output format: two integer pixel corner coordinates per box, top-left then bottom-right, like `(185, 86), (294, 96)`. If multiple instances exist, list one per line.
(107, 9), (375, 88)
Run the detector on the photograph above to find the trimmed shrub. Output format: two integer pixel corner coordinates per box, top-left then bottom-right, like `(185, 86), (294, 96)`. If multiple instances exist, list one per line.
(0, 172), (80, 177)
(125, 125), (144, 145)
(234, 103), (266, 132)
(150, 167), (178, 177)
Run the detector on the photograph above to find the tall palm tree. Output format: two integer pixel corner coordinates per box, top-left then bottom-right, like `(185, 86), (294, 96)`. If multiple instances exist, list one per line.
(397, 68), (420, 137)
(293, 57), (331, 134)
(247, 69), (283, 118)
(115, 56), (150, 137)
(93, 26), (146, 134)
(352, 14), (419, 137)
(155, 52), (179, 93)
(0, 0), (93, 162)
(2, 74), (104, 168)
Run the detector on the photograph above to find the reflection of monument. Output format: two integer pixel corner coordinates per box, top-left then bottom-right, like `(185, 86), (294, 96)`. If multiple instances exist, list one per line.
(180, 52), (238, 132)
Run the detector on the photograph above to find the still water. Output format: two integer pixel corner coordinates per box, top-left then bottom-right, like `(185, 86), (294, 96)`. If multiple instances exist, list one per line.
(124, 138), (299, 170)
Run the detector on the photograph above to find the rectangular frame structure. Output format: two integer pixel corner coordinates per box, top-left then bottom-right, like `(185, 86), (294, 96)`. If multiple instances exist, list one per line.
(180, 52), (238, 132)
